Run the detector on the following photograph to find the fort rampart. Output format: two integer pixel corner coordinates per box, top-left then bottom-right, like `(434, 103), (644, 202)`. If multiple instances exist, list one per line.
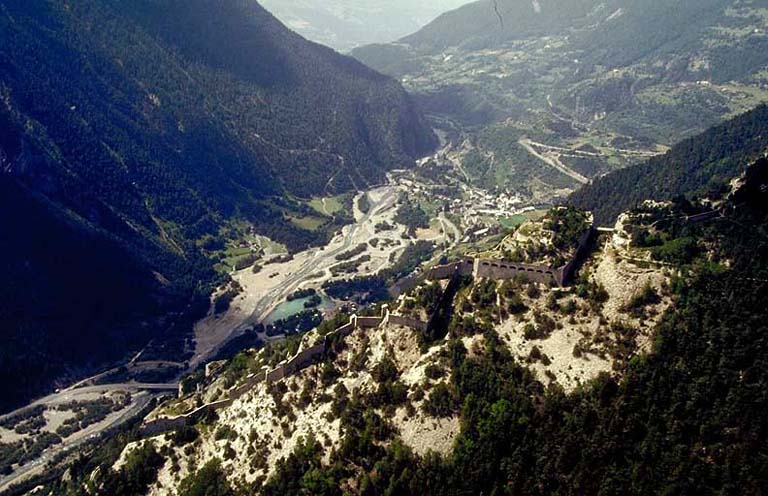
(140, 228), (595, 437)
(425, 227), (594, 287)
(139, 308), (426, 437)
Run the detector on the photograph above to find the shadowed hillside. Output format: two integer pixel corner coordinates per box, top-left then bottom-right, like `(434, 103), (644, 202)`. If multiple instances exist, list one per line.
(0, 0), (435, 411)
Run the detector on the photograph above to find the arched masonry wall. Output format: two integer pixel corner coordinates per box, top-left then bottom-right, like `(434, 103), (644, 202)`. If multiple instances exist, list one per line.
(473, 260), (559, 285)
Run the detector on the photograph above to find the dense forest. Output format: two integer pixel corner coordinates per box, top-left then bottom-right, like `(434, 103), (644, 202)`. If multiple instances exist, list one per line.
(0, 174), (168, 413)
(0, 131), (213, 413)
(570, 104), (768, 225)
(0, 0), (434, 411)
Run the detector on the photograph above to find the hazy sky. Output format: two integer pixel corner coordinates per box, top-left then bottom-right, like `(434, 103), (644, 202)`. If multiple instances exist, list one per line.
(260, 0), (472, 51)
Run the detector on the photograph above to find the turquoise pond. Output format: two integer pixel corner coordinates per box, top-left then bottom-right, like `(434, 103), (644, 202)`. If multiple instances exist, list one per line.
(263, 294), (335, 325)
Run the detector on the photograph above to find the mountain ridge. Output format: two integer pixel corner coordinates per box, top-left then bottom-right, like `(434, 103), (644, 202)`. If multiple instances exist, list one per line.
(569, 104), (768, 225)
(258, 0), (471, 52)
(350, 0), (768, 202)
(0, 0), (435, 412)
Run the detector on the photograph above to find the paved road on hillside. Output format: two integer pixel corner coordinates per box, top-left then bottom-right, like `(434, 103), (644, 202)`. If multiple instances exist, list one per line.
(438, 212), (461, 246)
(0, 393), (158, 493)
(519, 138), (590, 185)
(0, 382), (177, 425)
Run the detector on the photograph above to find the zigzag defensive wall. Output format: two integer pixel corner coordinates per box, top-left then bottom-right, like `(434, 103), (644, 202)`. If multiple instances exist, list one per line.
(140, 229), (593, 437)
(139, 308), (428, 437)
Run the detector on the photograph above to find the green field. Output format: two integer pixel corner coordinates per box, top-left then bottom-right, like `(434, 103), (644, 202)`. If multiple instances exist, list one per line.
(499, 209), (548, 230)
(308, 194), (348, 217)
(290, 215), (328, 231)
(253, 235), (287, 256)
(221, 248), (249, 269)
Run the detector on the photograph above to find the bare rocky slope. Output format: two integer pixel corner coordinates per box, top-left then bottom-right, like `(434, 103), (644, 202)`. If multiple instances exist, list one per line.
(110, 209), (674, 494)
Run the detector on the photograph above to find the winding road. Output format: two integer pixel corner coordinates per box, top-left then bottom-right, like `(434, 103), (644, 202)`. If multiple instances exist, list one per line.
(0, 390), (162, 493)
(519, 138), (590, 185)
(438, 212), (461, 247)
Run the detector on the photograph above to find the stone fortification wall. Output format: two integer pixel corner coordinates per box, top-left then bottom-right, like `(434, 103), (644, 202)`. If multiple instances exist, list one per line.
(425, 226), (594, 287)
(474, 259), (559, 285)
(140, 309), (427, 437)
(328, 322), (354, 340)
(357, 316), (383, 328)
(428, 258), (559, 285)
(426, 259), (474, 280)
(139, 416), (189, 437)
(141, 226), (596, 436)
(140, 399), (233, 437)
(388, 315), (428, 332)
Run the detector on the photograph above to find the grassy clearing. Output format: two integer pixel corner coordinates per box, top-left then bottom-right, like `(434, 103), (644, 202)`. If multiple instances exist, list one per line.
(225, 246), (251, 258)
(308, 194), (347, 217)
(721, 84), (768, 116)
(499, 209), (548, 230)
(289, 215), (328, 231)
(221, 256), (248, 272)
(451, 232), (507, 259)
(499, 216), (526, 230)
(253, 235), (287, 255)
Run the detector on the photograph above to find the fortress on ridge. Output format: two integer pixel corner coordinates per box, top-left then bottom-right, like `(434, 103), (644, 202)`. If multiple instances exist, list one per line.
(422, 222), (595, 288)
(140, 217), (594, 437)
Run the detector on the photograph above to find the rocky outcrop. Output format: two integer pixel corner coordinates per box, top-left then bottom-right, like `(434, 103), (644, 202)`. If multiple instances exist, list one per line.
(139, 308), (429, 437)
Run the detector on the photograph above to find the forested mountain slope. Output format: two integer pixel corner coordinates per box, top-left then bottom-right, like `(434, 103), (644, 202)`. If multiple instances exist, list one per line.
(0, 0), (434, 412)
(361, 0), (765, 79)
(351, 0), (768, 200)
(1, 0), (434, 232)
(56, 150), (768, 496)
(398, 0), (599, 53)
(0, 173), (176, 412)
(569, 104), (768, 225)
